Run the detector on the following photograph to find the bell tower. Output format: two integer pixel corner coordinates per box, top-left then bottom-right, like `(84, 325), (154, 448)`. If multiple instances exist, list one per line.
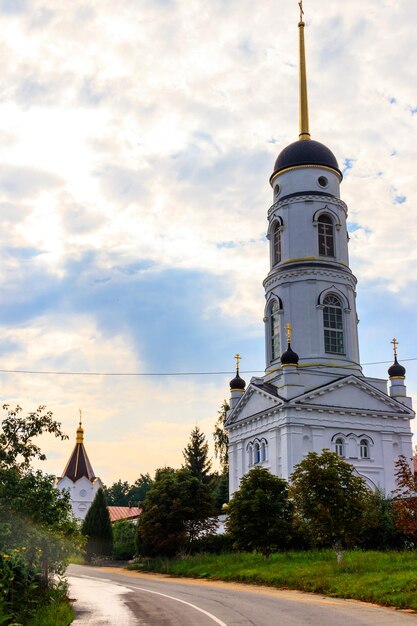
(263, 4), (361, 382)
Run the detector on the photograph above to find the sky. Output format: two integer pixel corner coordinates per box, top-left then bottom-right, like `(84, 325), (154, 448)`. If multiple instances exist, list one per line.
(0, 0), (417, 485)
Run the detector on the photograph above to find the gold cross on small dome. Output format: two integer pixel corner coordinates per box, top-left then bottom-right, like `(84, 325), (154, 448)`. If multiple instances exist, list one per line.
(298, 0), (304, 22)
(391, 337), (399, 358)
(234, 353), (241, 371)
(285, 323), (293, 343)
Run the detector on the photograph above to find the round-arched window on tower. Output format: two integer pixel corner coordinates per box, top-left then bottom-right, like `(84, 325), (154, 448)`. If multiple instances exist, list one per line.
(273, 222), (282, 265)
(323, 295), (345, 354)
(360, 439), (369, 459)
(270, 300), (281, 361)
(335, 437), (344, 457)
(318, 214), (335, 257)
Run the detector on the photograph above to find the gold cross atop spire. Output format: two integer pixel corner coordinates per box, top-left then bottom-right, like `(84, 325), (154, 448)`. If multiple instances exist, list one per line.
(391, 338), (399, 359)
(234, 353), (241, 372)
(79, 408), (82, 427)
(298, 0), (304, 23)
(286, 323), (292, 344)
(76, 409), (84, 444)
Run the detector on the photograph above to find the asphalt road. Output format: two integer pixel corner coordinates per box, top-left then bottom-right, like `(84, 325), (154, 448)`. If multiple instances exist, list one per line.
(67, 564), (417, 626)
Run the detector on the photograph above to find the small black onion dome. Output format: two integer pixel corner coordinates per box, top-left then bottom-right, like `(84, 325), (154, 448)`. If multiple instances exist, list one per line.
(271, 140), (342, 180)
(281, 343), (299, 366)
(388, 357), (406, 378)
(230, 370), (246, 391)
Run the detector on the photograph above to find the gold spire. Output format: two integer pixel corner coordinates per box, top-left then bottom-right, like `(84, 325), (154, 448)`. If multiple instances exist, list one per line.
(234, 353), (241, 372)
(298, 1), (311, 141)
(391, 337), (399, 359)
(76, 409), (84, 444)
(286, 323), (293, 344)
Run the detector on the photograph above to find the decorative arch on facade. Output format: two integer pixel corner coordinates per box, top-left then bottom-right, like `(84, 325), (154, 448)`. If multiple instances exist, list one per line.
(317, 286), (350, 311)
(267, 298), (282, 362)
(247, 438), (269, 466)
(312, 206), (341, 229)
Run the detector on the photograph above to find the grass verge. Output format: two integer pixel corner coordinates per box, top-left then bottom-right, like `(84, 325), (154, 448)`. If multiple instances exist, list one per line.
(27, 597), (74, 626)
(128, 550), (417, 612)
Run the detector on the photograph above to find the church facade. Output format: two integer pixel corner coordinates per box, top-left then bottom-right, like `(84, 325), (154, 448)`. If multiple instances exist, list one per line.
(56, 419), (103, 521)
(225, 11), (414, 496)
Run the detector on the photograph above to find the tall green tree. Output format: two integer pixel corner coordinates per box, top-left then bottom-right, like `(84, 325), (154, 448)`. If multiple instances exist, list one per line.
(226, 467), (292, 558)
(182, 426), (212, 483)
(0, 404), (67, 471)
(129, 473), (153, 504)
(104, 479), (131, 506)
(213, 400), (230, 471)
(82, 488), (113, 560)
(290, 449), (370, 560)
(137, 469), (216, 556)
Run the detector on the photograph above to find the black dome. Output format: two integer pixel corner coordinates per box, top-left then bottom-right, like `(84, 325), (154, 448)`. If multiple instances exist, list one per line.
(281, 343), (299, 366)
(230, 371), (246, 391)
(271, 140), (341, 179)
(388, 357), (406, 378)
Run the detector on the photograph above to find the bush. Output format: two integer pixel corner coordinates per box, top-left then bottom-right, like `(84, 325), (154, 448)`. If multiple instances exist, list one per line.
(112, 520), (136, 560)
(189, 533), (233, 555)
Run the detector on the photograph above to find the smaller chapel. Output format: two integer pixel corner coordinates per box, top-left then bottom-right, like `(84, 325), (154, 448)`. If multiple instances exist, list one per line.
(56, 417), (103, 521)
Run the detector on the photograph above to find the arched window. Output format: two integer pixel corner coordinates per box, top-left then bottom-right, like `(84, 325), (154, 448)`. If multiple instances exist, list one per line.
(261, 441), (268, 462)
(360, 439), (369, 459)
(270, 300), (281, 361)
(248, 444), (253, 466)
(254, 442), (261, 464)
(318, 214), (335, 257)
(323, 295), (344, 354)
(273, 222), (281, 265)
(335, 437), (344, 457)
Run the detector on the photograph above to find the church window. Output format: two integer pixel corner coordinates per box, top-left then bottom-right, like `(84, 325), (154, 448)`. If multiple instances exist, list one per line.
(79, 489), (87, 498)
(254, 442), (261, 464)
(323, 295), (345, 354)
(270, 300), (281, 361)
(318, 176), (328, 188)
(261, 440), (268, 462)
(273, 222), (282, 265)
(318, 214), (335, 257)
(360, 439), (369, 459)
(335, 437), (344, 457)
(274, 184), (280, 199)
(248, 444), (253, 466)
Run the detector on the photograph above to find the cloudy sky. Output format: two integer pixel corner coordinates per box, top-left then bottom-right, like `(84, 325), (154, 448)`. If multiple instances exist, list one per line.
(0, 0), (416, 484)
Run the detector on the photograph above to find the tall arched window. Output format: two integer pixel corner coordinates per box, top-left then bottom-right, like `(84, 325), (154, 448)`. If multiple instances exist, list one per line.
(360, 439), (369, 459)
(270, 300), (281, 361)
(318, 214), (335, 257)
(261, 441), (268, 462)
(323, 295), (344, 354)
(335, 437), (344, 457)
(273, 222), (281, 265)
(254, 442), (261, 464)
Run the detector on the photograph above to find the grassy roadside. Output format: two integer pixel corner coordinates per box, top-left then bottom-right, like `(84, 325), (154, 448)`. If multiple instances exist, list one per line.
(127, 550), (417, 612)
(26, 598), (74, 626)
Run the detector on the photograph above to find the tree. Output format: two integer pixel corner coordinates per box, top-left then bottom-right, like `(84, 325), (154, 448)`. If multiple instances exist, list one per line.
(137, 468), (216, 556)
(0, 404), (67, 471)
(112, 520), (136, 560)
(393, 454), (417, 543)
(182, 426), (212, 483)
(226, 467), (292, 558)
(129, 473), (153, 504)
(82, 488), (113, 560)
(213, 400), (230, 471)
(104, 479), (131, 506)
(358, 488), (406, 550)
(290, 449), (369, 561)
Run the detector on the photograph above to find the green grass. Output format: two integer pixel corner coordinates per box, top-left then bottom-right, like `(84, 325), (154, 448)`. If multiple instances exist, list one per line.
(68, 553), (86, 565)
(128, 550), (417, 612)
(27, 598), (74, 626)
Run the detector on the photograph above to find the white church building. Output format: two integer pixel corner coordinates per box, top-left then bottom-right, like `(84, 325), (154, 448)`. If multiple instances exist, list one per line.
(56, 419), (103, 521)
(225, 9), (414, 496)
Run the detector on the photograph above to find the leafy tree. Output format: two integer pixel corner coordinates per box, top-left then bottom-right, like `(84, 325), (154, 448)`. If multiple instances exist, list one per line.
(290, 450), (370, 560)
(393, 454), (417, 543)
(112, 520), (136, 560)
(182, 426), (212, 483)
(129, 473), (153, 504)
(137, 468), (216, 556)
(0, 404), (67, 471)
(226, 467), (292, 558)
(82, 488), (113, 560)
(104, 479), (131, 506)
(213, 400), (230, 471)
(211, 471), (229, 511)
(358, 488), (406, 550)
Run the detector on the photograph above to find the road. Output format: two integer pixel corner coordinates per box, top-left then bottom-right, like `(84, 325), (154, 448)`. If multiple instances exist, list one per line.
(67, 564), (417, 626)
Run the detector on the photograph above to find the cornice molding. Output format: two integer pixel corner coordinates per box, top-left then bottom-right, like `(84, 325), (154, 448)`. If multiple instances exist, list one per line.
(264, 267), (357, 290)
(268, 194), (348, 219)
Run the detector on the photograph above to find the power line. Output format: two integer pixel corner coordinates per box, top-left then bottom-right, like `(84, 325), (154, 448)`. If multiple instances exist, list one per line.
(0, 357), (416, 377)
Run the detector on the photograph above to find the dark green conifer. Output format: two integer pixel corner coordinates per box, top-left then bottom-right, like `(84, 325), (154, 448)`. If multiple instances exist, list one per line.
(82, 488), (113, 560)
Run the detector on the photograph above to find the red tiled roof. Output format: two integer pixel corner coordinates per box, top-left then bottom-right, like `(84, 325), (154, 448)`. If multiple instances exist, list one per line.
(108, 506), (141, 523)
